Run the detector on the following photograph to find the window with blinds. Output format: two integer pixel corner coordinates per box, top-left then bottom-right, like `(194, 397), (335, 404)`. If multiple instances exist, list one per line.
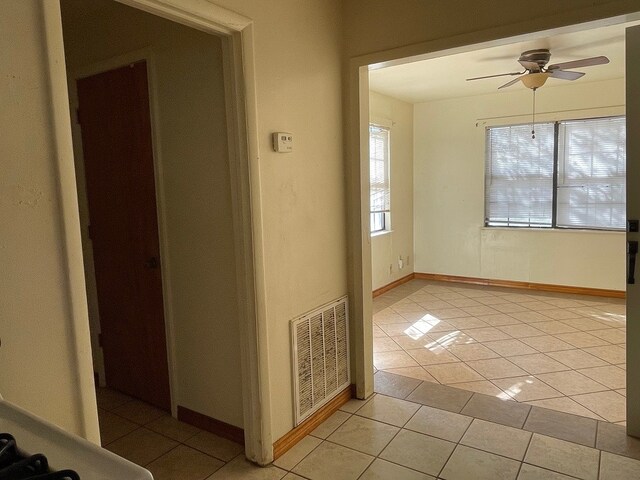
(485, 116), (626, 231)
(370, 125), (390, 233)
(557, 117), (626, 229)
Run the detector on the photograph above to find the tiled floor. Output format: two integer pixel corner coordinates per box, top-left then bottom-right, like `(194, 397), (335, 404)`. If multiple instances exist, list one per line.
(98, 380), (640, 479)
(372, 279), (627, 424)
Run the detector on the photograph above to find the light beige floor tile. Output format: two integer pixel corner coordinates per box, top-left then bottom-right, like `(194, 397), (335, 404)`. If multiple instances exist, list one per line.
(462, 306), (501, 316)
(111, 399), (167, 425)
(520, 335), (575, 352)
(445, 343), (499, 361)
(360, 458), (435, 480)
(524, 433), (600, 480)
(525, 398), (604, 421)
(535, 371), (608, 396)
(385, 366), (438, 383)
(373, 336), (402, 353)
(484, 339), (537, 357)
(379, 429), (455, 476)
(147, 445), (224, 480)
(356, 394), (420, 427)
(282, 474), (308, 480)
(493, 376), (563, 402)
(545, 299), (586, 308)
(273, 435), (322, 470)
(533, 321), (579, 335)
(146, 415), (201, 443)
(96, 387), (133, 411)
(506, 353), (570, 374)
(374, 310), (410, 325)
(588, 329), (626, 344)
(430, 331), (476, 346)
(372, 325), (387, 338)
(406, 346), (460, 365)
(571, 391), (626, 423)
(600, 451), (640, 480)
(555, 332), (609, 348)
(447, 298), (483, 308)
(378, 322), (415, 337)
(615, 388), (626, 396)
(184, 430), (244, 462)
(493, 303), (530, 314)
(577, 365), (626, 389)
(449, 380), (504, 396)
(583, 345), (626, 364)
(374, 350), (419, 369)
(445, 317), (490, 329)
(519, 301), (558, 312)
(425, 362), (484, 384)
(463, 327), (511, 342)
(511, 311), (553, 323)
(98, 409), (139, 445)
(465, 358), (527, 380)
(540, 309), (584, 320)
(546, 350), (607, 369)
(497, 324), (545, 339)
(560, 318), (611, 331)
(340, 396), (374, 413)
(476, 297), (514, 306)
(518, 463), (581, 479)
(292, 441), (374, 480)
(428, 308), (470, 320)
(105, 427), (179, 466)
(391, 334), (439, 350)
(327, 415), (399, 456)
(207, 455), (286, 480)
(404, 405), (472, 442)
(461, 418), (532, 460)
(440, 444), (521, 480)
(479, 313), (521, 326)
(309, 411), (351, 439)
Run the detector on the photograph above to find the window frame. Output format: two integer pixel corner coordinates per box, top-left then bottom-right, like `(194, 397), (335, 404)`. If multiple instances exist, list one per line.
(369, 124), (391, 234)
(484, 115), (626, 232)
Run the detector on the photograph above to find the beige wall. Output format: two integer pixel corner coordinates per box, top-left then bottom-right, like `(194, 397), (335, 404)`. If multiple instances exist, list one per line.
(61, 0), (243, 427)
(0, 0), (98, 439)
(369, 92), (414, 290)
(413, 78), (626, 290)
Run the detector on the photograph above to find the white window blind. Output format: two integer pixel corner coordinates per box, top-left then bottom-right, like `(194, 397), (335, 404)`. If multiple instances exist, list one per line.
(557, 116), (626, 229)
(485, 123), (555, 227)
(370, 125), (390, 232)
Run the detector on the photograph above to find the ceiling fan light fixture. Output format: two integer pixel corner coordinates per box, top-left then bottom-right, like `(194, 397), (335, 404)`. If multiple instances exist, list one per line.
(521, 72), (550, 89)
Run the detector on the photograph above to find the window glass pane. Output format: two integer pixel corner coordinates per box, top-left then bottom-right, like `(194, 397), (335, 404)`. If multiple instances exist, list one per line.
(370, 125), (390, 232)
(485, 123), (554, 227)
(557, 117), (626, 229)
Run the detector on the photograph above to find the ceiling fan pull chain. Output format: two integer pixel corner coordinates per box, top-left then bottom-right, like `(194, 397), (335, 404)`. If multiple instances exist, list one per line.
(531, 87), (537, 139)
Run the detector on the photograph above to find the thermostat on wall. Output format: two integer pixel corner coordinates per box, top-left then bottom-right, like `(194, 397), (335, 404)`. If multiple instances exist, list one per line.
(272, 132), (293, 153)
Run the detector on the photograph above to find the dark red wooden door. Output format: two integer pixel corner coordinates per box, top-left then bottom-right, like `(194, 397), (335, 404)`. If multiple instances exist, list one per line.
(77, 61), (170, 411)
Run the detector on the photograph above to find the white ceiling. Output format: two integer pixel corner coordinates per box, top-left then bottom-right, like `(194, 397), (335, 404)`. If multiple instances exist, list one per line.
(369, 22), (639, 104)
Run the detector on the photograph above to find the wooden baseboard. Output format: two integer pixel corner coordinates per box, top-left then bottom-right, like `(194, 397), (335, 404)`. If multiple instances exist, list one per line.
(273, 385), (353, 460)
(413, 272), (625, 298)
(373, 273), (415, 298)
(177, 405), (244, 445)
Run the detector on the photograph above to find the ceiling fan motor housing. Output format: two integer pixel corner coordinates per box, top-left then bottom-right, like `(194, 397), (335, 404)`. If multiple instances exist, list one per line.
(519, 49), (551, 71)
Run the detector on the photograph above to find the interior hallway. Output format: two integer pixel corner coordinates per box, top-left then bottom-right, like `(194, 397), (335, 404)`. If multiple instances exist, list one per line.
(373, 279), (626, 424)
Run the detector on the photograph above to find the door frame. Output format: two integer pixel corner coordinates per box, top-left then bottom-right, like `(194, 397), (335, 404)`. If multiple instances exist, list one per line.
(44, 0), (273, 465)
(347, 10), (640, 414)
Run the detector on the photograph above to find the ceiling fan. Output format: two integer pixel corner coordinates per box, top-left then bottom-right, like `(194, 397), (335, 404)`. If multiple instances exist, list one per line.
(466, 49), (610, 90)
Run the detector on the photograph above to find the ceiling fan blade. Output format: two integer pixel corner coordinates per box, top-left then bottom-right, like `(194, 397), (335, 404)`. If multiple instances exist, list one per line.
(548, 70), (585, 81)
(547, 56), (609, 71)
(498, 76), (523, 89)
(466, 71), (523, 81)
(519, 60), (542, 71)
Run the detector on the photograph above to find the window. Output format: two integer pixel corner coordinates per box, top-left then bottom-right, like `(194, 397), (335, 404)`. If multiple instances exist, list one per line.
(370, 125), (390, 233)
(485, 116), (626, 230)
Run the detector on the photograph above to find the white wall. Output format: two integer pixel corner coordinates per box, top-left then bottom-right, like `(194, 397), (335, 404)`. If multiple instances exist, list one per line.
(0, 0), (98, 440)
(61, 0), (243, 427)
(369, 91), (414, 290)
(414, 78), (626, 290)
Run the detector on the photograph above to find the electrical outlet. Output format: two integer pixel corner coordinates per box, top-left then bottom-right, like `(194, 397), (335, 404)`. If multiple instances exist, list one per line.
(398, 255), (404, 270)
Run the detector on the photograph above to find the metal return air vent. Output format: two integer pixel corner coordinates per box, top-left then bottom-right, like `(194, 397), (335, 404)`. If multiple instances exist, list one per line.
(291, 296), (350, 425)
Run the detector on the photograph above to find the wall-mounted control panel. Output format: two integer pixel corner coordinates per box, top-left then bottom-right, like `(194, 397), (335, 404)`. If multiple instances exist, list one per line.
(272, 132), (293, 153)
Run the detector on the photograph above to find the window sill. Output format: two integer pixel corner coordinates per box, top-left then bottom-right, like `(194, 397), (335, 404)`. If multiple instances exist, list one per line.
(371, 229), (393, 238)
(481, 226), (625, 235)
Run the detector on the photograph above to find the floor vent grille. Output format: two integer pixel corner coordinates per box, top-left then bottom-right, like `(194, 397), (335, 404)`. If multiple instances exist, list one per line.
(291, 296), (350, 426)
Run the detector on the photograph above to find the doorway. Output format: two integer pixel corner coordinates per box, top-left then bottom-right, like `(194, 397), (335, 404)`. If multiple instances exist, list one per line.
(354, 15), (640, 433)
